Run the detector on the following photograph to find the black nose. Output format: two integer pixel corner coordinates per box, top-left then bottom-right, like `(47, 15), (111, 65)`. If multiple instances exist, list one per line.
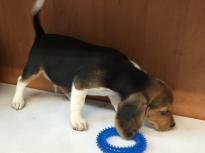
(170, 122), (175, 128)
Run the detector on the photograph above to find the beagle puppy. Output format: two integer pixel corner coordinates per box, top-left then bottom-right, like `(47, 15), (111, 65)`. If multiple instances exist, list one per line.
(12, 0), (175, 139)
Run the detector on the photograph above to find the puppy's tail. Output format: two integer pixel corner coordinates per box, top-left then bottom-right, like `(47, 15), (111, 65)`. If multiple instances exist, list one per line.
(32, 0), (46, 39)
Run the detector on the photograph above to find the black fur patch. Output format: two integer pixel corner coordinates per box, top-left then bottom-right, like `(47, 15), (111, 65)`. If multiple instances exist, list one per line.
(22, 34), (149, 98)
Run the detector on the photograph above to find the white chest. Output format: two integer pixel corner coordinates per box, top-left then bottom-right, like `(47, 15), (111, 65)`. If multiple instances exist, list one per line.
(87, 87), (121, 111)
(87, 88), (117, 97)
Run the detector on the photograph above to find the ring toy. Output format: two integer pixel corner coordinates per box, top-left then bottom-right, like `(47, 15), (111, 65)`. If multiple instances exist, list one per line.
(96, 127), (147, 153)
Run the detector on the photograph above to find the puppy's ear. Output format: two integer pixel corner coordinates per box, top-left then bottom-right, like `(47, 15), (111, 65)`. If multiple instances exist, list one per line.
(115, 93), (147, 139)
(144, 77), (173, 109)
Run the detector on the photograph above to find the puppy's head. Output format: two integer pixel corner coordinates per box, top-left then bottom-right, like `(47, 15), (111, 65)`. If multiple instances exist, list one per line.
(146, 105), (175, 131)
(115, 76), (175, 139)
(144, 77), (175, 131)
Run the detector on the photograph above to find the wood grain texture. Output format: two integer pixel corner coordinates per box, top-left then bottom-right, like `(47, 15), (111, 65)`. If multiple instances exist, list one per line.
(0, 0), (204, 119)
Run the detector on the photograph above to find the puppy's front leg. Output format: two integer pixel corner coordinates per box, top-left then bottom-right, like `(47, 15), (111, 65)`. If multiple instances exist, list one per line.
(70, 84), (88, 131)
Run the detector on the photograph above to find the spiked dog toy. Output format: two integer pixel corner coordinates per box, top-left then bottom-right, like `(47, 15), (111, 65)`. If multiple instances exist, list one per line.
(96, 127), (147, 153)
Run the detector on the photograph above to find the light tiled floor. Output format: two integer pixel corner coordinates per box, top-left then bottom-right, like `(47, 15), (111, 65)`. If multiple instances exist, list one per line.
(0, 83), (204, 153)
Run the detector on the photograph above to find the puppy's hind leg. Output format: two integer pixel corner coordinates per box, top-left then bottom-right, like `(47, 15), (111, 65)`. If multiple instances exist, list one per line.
(11, 76), (28, 110)
(11, 65), (41, 110)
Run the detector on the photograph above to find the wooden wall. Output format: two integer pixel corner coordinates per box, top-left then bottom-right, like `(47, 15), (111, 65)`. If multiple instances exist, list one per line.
(0, 0), (205, 119)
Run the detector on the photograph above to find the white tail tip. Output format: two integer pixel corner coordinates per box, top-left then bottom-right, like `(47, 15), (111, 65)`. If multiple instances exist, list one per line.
(32, 0), (45, 15)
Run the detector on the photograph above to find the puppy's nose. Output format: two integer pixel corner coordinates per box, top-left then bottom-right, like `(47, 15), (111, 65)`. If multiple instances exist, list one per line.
(170, 122), (175, 128)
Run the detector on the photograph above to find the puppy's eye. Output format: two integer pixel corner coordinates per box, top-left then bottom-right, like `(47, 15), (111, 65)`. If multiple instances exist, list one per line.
(160, 111), (170, 116)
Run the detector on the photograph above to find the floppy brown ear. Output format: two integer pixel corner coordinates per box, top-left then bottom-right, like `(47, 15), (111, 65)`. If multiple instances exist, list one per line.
(144, 77), (173, 109)
(115, 93), (147, 139)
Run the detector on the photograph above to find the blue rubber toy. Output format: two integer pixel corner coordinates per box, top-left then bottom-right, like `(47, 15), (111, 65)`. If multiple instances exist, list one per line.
(96, 127), (147, 153)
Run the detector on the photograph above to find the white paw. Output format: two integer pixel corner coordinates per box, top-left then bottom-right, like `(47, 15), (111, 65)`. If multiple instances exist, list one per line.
(11, 98), (25, 110)
(71, 118), (88, 131)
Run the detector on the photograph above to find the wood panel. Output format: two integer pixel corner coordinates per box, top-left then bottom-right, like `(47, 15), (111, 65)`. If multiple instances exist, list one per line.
(174, 0), (205, 119)
(0, 0), (205, 119)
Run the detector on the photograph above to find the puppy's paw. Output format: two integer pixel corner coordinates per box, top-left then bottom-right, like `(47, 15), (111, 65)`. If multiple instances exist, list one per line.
(11, 98), (25, 110)
(71, 118), (88, 131)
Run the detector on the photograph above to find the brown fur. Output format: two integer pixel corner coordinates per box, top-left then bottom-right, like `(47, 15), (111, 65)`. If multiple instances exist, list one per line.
(74, 69), (107, 90)
(115, 93), (147, 139)
(143, 77), (175, 131)
(146, 105), (175, 131)
(143, 77), (173, 108)
(21, 69), (42, 82)
(115, 77), (175, 139)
